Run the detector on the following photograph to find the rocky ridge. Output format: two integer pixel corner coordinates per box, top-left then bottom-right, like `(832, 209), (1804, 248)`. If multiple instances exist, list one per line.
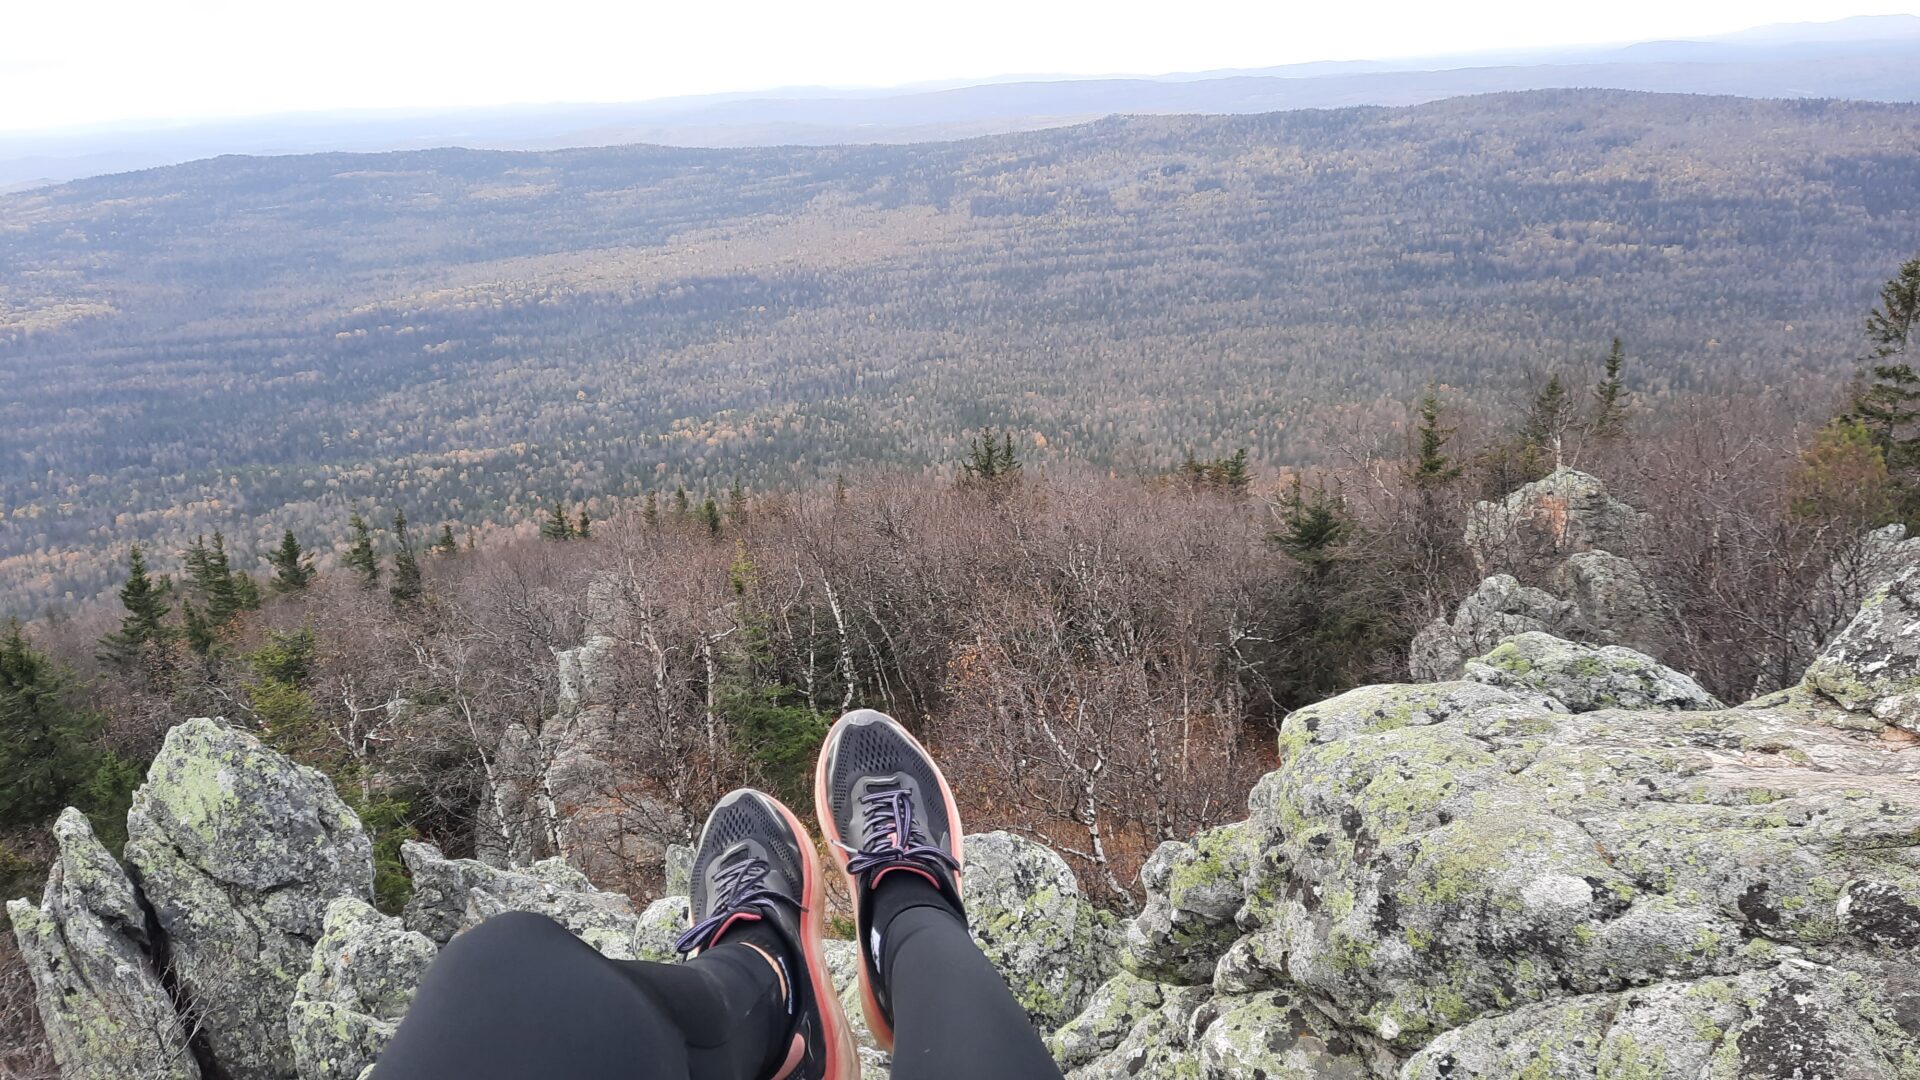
(10, 471), (1920, 1079)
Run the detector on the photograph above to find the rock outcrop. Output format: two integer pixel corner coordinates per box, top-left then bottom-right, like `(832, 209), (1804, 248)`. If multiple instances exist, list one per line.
(287, 898), (436, 1080)
(481, 575), (683, 887)
(6, 808), (200, 1080)
(1415, 470), (1674, 680)
(13, 536), (1920, 1079)
(1805, 563), (1920, 735)
(124, 717), (374, 1080)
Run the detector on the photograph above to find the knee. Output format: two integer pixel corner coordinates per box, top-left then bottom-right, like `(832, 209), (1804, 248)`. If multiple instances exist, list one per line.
(433, 910), (577, 975)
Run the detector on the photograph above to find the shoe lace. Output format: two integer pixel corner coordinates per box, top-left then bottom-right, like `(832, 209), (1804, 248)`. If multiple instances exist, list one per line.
(674, 856), (799, 955)
(843, 786), (960, 878)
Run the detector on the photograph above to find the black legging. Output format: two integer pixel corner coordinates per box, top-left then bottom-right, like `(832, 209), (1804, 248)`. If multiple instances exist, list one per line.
(375, 895), (1063, 1079)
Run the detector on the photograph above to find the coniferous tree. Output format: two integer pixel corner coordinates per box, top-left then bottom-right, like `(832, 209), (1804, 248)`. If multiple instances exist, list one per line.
(1270, 479), (1351, 577)
(1519, 373), (1572, 475)
(962, 426), (1022, 483)
(1591, 338), (1629, 442)
(267, 529), (314, 592)
(699, 495), (723, 538)
(99, 545), (172, 666)
(727, 478), (749, 529)
(180, 600), (219, 657)
(1866, 254), (1920, 362)
(389, 510), (423, 606)
(0, 622), (102, 828)
(674, 485), (691, 518)
(1410, 388), (1463, 491)
(644, 490), (660, 525)
(434, 524), (458, 554)
(1851, 366), (1920, 463)
(345, 513), (382, 589)
(183, 532), (247, 625)
(541, 502), (575, 541)
(1178, 447), (1254, 492)
(576, 511), (592, 540)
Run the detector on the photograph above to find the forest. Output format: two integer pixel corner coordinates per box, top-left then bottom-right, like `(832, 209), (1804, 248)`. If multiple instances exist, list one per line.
(3, 89), (1919, 612)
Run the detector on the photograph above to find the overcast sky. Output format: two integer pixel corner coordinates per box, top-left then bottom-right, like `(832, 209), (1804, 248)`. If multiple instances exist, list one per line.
(2, 1), (1911, 132)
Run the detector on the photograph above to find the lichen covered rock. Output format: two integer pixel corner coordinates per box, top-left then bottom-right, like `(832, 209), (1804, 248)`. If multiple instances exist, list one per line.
(124, 717), (373, 1080)
(1463, 631), (1722, 713)
(1409, 574), (1576, 682)
(1123, 823), (1253, 984)
(1064, 982), (1211, 1079)
(1806, 564), (1920, 734)
(1193, 989), (1382, 1080)
(963, 830), (1120, 1029)
(399, 840), (647, 959)
(6, 808), (200, 1080)
(1252, 679), (1920, 1054)
(1403, 961), (1920, 1080)
(633, 895), (690, 963)
(287, 898), (436, 1080)
(1465, 468), (1648, 578)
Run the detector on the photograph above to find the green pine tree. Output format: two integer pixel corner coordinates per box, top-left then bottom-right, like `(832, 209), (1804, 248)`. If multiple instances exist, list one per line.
(643, 490), (660, 525)
(0, 622), (103, 829)
(1410, 388), (1463, 490)
(674, 485), (690, 518)
(1591, 338), (1629, 441)
(699, 495), (723, 538)
(267, 529), (314, 592)
(99, 545), (171, 666)
(727, 477), (748, 529)
(1270, 479), (1351, 576)
(434, 524), (458, 554)
(1866, 254), (1920, 362)
(1519, 373), (1572, 476)
(183, 531), (247, 624)
(345, 513), (382, 589)
(576, 510), (592, 539)
(389, 510), (423, 606)
(541, 503), (575, 541)
(962, 426), (1022, 483)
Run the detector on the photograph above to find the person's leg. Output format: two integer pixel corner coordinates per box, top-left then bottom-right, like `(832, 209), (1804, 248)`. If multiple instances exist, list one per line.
(875, 876), (1064, 1080)
(374, 910), (790, 1080)
(815, 709), (1065, 1080)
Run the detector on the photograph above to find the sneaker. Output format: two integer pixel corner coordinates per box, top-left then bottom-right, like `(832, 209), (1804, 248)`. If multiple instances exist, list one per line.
(675, 789), (858, 1080)
(813, 709), (965, 1052)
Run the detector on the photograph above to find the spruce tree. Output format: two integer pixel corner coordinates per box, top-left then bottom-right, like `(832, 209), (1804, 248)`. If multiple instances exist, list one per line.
(962, 426), (1021, 483)
(267, 529), (314, 592)
(0, 622), (102, 828)
(643, 490), (660, 525)
(389, 510), (423, 606)
(674, 485), (691, 518)
(434, 524), (458, 554)
(699, 495), (723, 538)
(99, 545), (172, 666)
(1519, 374), (1572, 475)
(1591, 338), (1629, 441)
(1411, 388), (1463, 490)
(576, 511), (592, 539)
(1270, 479), (1350, 577)
(727, 478), (748, 529)
(183, 531), (251, 625)
(345, 513), (382, 589)
(541, 503), (575, 541)
(1866, 254), (1920, 362)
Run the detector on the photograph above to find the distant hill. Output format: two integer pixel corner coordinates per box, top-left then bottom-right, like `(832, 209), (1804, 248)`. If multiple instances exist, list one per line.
(2, 89), (1918, 611)
(3, 15), (1919, 188)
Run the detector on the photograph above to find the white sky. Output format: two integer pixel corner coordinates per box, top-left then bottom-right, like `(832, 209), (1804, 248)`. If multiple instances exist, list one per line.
(0, 1), (1910, 132)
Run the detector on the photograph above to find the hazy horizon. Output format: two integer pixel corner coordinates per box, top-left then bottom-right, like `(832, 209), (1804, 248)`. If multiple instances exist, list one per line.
(5, 3), (1917, 134)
